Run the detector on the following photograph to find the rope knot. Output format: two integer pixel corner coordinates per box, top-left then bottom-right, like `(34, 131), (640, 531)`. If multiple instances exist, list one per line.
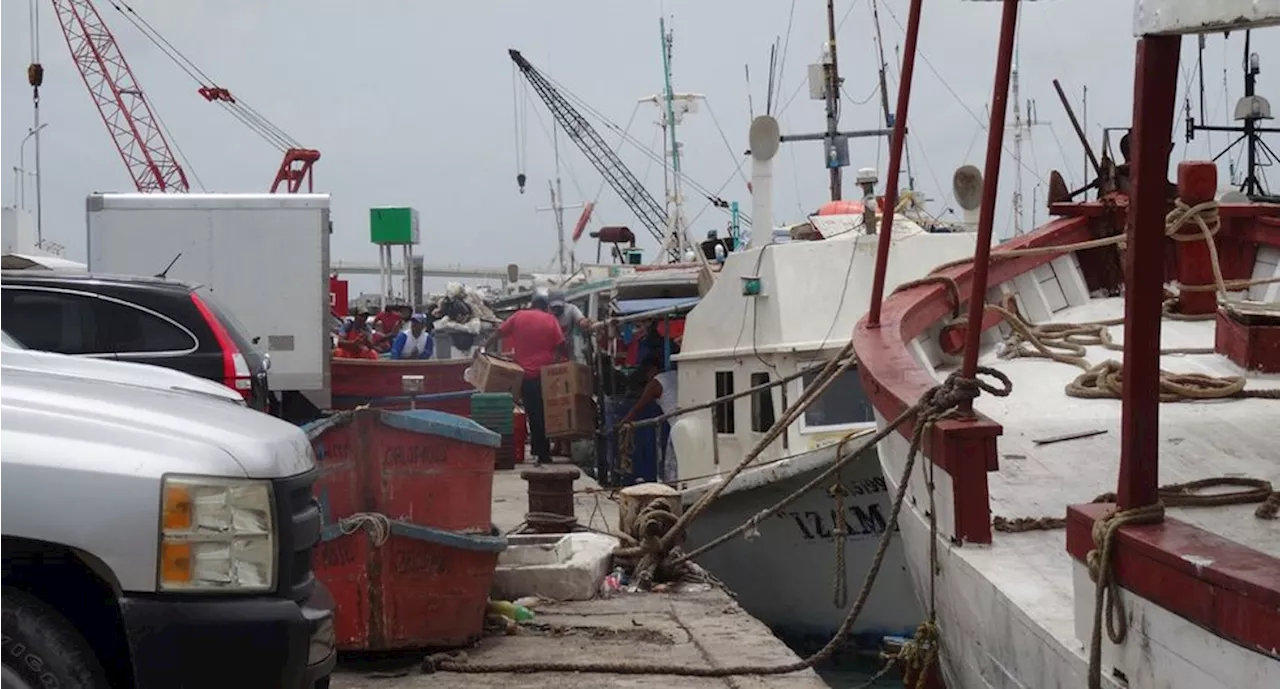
(1086, 502), (1165, 689)
(339, 512), (392, 547)
(1165, 198), (1220, 243)
(922, 366), (1013, 422)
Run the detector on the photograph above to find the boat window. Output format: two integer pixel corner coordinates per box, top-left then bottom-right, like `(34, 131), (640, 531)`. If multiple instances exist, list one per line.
(802, 368), (875, 428)
(750, 372), (776, 432)
(714, 371), (735, 434)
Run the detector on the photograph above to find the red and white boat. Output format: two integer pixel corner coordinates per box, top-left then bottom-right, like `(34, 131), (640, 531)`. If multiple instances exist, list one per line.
(851, 1), (1280, 687)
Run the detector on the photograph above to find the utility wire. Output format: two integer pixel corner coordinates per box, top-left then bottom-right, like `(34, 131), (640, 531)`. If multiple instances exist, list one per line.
(704, 99), (751, 188)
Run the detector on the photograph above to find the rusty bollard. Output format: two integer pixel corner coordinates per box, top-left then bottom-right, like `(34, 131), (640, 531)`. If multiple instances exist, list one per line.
(520, 465), (580, 533)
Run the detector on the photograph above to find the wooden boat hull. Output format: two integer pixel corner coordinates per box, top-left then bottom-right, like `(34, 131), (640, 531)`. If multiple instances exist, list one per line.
(330, 357), (471, 410)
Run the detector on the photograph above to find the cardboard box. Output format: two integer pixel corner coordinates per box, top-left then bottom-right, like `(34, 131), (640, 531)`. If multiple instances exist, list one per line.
(544, 395), (596, 439)
(541, 362), (594, 400)
(469, 354), (526, 396)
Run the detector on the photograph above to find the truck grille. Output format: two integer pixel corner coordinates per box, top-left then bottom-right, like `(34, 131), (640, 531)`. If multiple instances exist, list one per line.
(273, 468), (321, 602)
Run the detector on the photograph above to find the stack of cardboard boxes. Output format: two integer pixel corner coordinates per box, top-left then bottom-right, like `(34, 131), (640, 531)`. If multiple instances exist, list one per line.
(541, 362), (595, 439)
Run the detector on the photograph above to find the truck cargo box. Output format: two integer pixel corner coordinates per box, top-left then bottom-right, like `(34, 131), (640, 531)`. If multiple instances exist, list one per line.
(86, 193), (331, 407)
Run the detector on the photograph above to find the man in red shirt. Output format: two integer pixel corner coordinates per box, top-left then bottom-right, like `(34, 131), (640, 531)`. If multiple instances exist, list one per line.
(482, 292), (566, 466)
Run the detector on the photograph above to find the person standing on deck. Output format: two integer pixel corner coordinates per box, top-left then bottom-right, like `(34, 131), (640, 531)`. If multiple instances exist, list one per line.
(390, 314), (435, 360)
(481, 293), (566, 466)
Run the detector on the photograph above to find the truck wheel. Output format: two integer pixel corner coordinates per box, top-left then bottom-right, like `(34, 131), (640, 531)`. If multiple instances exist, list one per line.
(1, 588), (108, 689)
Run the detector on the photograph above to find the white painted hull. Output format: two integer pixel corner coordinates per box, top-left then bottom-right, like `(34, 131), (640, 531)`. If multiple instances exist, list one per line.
(878, 445), (1280, 689)
(680, 445), (921, 649)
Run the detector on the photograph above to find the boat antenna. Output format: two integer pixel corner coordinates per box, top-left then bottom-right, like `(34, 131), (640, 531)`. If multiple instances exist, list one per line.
(872, 0), (916, 193)
(155, 252), (182, 279)
(1184, 30), (1279, 201)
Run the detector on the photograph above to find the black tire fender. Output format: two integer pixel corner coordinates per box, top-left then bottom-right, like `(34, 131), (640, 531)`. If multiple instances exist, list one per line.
(1, 587), (108, 689)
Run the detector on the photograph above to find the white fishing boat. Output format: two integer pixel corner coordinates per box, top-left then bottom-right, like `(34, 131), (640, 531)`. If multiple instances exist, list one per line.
(670, 155), (982, 647)
(851, 1), (1280, 686)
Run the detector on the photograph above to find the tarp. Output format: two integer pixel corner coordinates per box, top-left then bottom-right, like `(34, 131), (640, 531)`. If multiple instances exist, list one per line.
(614, 297), (699, 316)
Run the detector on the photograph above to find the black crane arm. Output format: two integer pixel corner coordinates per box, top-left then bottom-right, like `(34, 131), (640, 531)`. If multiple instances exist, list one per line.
(509, 49), (669, 246)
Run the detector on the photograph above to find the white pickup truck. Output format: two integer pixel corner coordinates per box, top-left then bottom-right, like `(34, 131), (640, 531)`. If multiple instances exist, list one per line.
(1, 333), (335, 689)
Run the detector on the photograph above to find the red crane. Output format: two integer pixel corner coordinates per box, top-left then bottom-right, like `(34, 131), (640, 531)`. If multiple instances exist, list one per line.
(50, 0), (188, 192)
(49, 0), (319, 193)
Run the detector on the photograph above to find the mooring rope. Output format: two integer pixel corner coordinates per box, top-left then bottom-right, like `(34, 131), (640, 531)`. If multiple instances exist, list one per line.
(425, 368), (1012, 677)
(1086, 502), (1166, 689)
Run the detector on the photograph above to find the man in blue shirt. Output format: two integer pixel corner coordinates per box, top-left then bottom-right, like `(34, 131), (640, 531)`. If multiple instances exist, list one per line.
(390, 314), (435, 360)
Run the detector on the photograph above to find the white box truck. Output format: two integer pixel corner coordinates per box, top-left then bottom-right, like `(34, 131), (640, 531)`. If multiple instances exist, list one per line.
(86, 193), (332, 417)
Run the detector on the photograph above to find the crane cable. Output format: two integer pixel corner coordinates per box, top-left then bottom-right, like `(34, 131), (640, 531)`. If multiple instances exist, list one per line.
(512, 63), (528, 193)
(107, 1), (302, 153)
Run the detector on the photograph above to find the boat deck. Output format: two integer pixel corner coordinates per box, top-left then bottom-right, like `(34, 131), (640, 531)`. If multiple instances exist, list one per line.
(939, 295), (1280, 653)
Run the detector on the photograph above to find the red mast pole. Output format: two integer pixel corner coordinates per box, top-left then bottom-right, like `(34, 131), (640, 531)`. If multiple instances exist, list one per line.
(1115, 36), (1181, 510)
(865, 0), (924, 327)
(957, 0), (1020, 413)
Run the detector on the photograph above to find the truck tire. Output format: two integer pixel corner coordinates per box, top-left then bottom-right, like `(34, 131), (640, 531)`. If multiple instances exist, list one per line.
(1, 588), (108, 689)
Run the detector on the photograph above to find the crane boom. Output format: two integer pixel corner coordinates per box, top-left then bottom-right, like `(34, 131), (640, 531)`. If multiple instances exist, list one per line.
(509, 49), (670, 249)
(51, 0), (189, 192)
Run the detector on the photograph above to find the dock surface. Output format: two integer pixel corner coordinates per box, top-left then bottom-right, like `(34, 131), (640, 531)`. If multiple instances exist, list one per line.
(330, 589), (828, 688)
(333, 461), (827, 688)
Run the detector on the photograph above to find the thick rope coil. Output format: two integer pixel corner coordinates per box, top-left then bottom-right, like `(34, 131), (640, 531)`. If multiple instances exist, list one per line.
(339, 512), (391, 547)
(1086, 503), (1166, 689)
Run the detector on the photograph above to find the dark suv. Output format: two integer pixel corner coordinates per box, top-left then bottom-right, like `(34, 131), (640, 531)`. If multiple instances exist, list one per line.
(0, 271), (272, 412)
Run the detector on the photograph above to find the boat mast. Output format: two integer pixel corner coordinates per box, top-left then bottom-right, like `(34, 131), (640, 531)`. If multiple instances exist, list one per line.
(552, 124), (567, 274)
(1007, 35), (1049, 236)
(660, 17), (687, 257)
(1011, 44), (1024, 235)
(768, 2), (893, 207)
(533, 117), (584, 276)
(824, 0), (843, 200)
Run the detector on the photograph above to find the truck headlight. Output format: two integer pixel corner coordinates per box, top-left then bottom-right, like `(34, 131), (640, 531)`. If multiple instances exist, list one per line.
(159, 476), (276, 592)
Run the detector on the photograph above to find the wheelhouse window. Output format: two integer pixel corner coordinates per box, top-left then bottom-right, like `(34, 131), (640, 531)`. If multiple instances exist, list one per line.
(714, 371), (735, 434)
(750, 372), (776, 432)
(802, 368), (875, 428)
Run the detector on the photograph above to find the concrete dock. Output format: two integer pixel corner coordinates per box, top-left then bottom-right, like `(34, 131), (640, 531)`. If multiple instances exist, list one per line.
(330, 463), (829, 688)
(330, 590), (829, 689)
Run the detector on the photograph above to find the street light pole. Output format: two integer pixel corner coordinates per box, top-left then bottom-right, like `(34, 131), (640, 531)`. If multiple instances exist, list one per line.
(16, 124), (47, 210)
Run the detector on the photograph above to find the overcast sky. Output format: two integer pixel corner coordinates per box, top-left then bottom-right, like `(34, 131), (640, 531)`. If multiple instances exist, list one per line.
(2, 1), (1272, 294)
